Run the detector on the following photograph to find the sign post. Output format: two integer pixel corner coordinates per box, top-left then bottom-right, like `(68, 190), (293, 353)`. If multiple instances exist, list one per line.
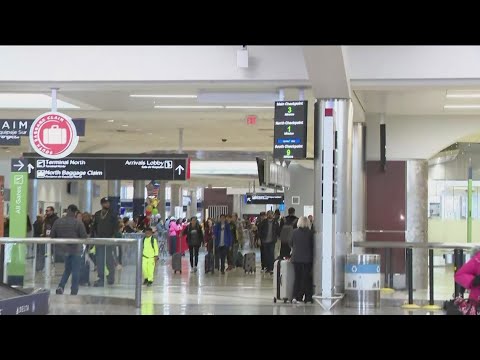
(7, 159), (29, 286)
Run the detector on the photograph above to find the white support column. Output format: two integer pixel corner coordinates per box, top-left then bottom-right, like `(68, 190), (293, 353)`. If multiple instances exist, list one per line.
(352, 123), (366, 254)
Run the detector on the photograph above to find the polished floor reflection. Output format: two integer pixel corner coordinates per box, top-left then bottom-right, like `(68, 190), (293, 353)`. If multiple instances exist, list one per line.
(21, 248), (449, 315)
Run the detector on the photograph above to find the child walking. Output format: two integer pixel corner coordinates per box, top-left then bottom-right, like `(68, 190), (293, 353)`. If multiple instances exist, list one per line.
(142, 227), (159, 287)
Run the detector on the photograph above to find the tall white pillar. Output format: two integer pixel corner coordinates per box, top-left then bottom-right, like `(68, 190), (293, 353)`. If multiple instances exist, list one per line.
(313, 99), (353, 301)
(352, 123), (366, 254)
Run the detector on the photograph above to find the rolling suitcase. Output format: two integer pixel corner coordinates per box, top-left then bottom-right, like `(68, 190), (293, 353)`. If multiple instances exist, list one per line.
(79, 251), (91, 286)
(273, 259), (295, 303)
(172, 252), (182, 274)
(243, 252), (256, 274)
(235, 251), (244, 268)
(205, 252), (215, 274)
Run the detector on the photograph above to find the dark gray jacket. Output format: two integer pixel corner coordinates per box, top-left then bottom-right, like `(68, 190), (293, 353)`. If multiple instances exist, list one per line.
(50, 215), (88, 255)
(288, 228), (314, 264)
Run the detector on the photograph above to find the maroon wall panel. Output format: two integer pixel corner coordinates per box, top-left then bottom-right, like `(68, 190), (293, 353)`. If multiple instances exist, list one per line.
(203, 188), (233, 217)
(366, 161), (406, 273)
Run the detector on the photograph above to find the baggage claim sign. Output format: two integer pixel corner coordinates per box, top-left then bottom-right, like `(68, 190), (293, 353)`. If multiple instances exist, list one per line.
(273, 101), (308, 160)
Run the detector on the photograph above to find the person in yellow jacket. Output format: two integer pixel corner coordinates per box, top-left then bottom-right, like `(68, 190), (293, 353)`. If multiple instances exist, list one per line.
(142, 227), (159, 287)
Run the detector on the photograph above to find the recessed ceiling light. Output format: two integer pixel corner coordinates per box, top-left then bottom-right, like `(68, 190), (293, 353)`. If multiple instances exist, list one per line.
(225, 106), (274, 109)
(148, 132), (153, 135)
(106, 119), (115, 123)
(154, 105), (224, 109)
(121, 124), (129, 127)
(444, 105), (480, 109)
(5, 150), (10, 153)
(446, 91), (480, 98)
(131, 94), (197, 99)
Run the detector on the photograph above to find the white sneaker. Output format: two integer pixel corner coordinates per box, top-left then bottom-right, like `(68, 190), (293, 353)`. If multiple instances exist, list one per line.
(292, 299), (298, 304)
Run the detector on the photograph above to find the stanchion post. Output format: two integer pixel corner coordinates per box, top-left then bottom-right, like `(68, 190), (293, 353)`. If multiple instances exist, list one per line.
(384, 248), (389, 287)
(453, 248), (465, 297)
(135, 236), (142, 308)
(428, 249), (434, 306)
(406, 248), (413, 305)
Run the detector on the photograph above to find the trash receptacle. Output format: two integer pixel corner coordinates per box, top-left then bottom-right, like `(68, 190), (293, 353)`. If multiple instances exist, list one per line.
(345, 254), (381, 308)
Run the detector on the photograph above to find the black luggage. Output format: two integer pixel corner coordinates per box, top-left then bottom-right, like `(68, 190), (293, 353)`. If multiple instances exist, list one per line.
(172, 252), (182, 274)
(79, 252), (91, 286)
(205, 252), (215, 274)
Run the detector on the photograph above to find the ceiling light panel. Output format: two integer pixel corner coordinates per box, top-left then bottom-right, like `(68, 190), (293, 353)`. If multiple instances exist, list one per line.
(0, 93), (79, 109)
(130, 94), (197, 98)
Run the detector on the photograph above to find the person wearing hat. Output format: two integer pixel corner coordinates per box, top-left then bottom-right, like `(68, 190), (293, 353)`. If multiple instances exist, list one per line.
(50, 204), (88, 295)
(91, 197), (118, 287)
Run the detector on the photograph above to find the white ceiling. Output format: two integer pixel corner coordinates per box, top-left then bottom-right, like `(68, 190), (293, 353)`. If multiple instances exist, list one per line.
(3, 81), (480, 185)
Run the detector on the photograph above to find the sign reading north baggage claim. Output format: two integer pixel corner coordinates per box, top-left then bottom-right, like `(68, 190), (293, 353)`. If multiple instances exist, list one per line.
(273, 100), (308, 160)
(22, 154), (190, 181)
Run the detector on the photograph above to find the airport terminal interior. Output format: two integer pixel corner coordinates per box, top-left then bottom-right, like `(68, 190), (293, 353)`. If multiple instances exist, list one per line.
(1, 46), (480, 315)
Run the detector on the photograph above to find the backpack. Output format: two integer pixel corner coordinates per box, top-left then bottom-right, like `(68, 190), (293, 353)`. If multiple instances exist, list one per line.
(279, 218), (297, 245)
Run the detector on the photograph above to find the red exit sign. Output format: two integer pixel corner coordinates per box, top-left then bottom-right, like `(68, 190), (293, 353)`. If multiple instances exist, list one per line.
(246, 115), (257, 125)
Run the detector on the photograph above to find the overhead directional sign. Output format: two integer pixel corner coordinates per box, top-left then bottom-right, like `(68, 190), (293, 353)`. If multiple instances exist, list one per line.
(23, 154), (190, 181)
(246, 193), (284, 205)
(0, 119), (86, 146)
(273, 100), (308, 160)
(104, 158), (188, 180)
(28, 158), (105, 180)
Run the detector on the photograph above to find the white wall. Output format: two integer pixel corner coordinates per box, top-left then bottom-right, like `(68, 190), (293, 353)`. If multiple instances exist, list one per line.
(36, 180), (108, 214)
(346, 46), (480, 80)
(284, 163), (314, 217)
(366, 114), (480, 161)
(0, 46), (308, 82)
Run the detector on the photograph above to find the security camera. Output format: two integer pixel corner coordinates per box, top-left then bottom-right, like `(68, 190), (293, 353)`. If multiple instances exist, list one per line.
(222, 139), (227, 142)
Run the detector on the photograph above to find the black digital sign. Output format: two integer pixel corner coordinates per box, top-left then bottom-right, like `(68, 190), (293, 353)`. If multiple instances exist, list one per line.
(23, 154), (189, 181)
(273, 101), (308, 160)
(246, 193), (284, 205)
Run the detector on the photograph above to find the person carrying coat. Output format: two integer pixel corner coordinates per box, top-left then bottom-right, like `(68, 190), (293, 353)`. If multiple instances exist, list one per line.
(183, 216), (204, 273)
(289, 216), (314, 304)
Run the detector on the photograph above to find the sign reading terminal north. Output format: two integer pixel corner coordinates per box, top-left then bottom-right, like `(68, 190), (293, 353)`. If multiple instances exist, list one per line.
(273, 100), (308, 160)
(24, 154), (189, 181)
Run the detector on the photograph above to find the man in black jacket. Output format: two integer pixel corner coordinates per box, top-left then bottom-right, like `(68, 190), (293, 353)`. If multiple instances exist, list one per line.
(39, 206), (59, 270)
(258, 211), (280, 274)
(51, 204), (88, 295)
(279, 207), (298, 259)
(91, 197), (118, 287)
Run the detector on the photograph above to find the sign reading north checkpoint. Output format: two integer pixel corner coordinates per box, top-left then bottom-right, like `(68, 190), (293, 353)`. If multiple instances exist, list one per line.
(273, 100), (308, 160)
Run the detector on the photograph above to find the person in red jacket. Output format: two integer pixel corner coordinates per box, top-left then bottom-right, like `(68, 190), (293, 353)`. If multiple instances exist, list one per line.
(454, 246), (480, 303)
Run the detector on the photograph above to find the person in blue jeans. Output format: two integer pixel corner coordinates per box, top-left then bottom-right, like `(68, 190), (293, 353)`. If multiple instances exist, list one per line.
(214, 214), (233, 274)
(50, 204), (88, 295)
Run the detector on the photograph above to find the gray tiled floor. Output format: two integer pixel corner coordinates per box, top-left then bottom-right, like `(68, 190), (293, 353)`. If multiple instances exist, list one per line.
(22, 249), (449, 315)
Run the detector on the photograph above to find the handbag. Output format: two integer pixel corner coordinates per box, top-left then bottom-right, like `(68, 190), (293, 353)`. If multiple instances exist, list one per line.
(444, 296), (479, 315)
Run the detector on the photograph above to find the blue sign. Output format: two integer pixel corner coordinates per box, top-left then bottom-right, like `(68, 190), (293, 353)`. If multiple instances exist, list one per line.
(278, 204), (285, 212)
(345, 264), (380, 274)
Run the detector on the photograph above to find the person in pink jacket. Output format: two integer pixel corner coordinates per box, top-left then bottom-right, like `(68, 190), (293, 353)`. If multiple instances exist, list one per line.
(454, 247), (480, 302)
(168, 217), (178, 256)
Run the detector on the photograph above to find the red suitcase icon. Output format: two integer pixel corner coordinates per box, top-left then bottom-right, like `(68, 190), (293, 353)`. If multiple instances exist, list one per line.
(43, 125), (67, 145)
